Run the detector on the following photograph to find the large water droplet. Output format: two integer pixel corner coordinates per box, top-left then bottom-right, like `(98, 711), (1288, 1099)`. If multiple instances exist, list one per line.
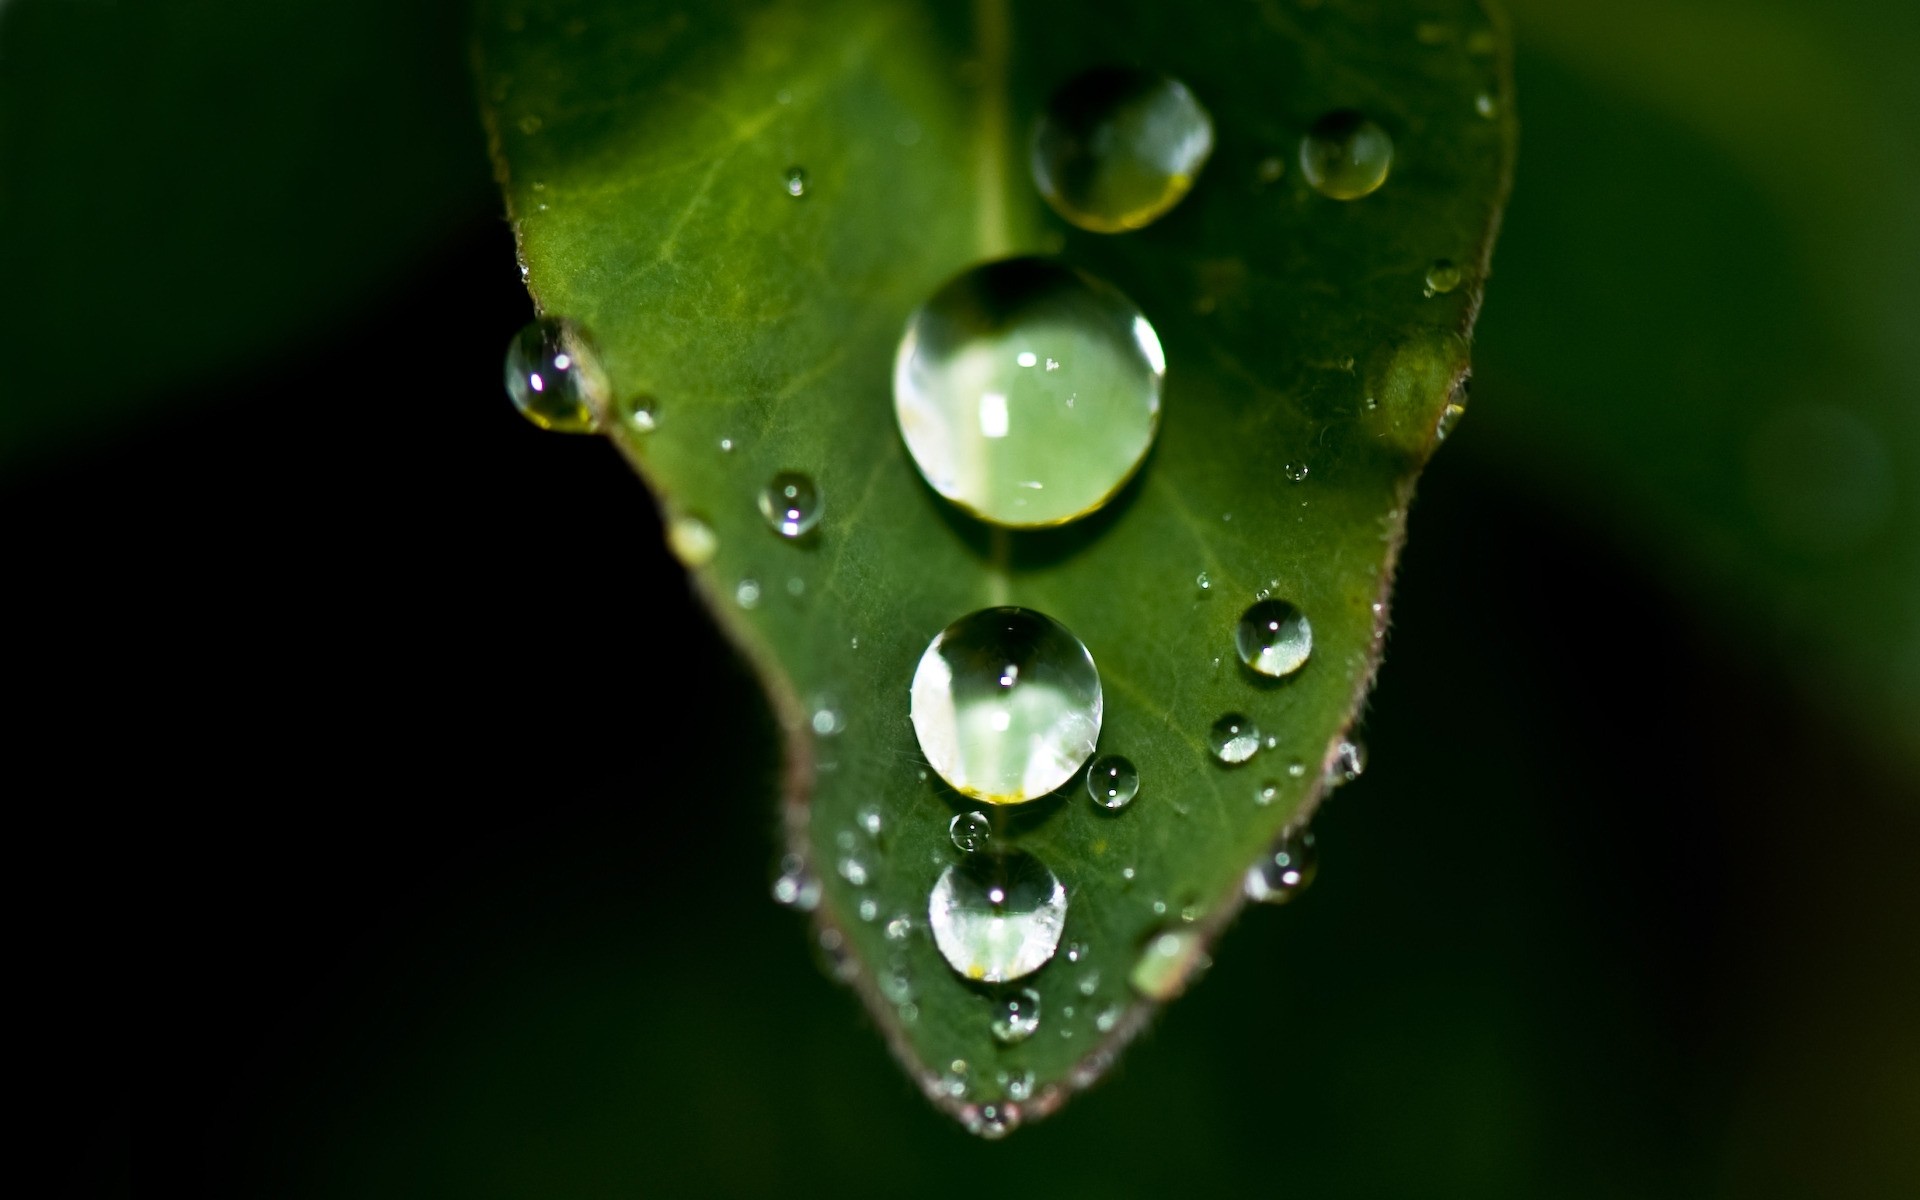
(1299, 110), (1393, 200)
(928, 850), (1068, 982)
(894, 258), (1163, 527)
(1245, 829), (1318, 903)
(1029, 66), (1213, 233)
(758, 471), (823, 538)
(991, 987), (1043, 1044)
(1234, 598), (1313, 678)
(1086, 754), (1139, 810)
(1129, 927), (1210, 1000)
(949, 810), (992, 853)
(910, 607), (1102, 803)
(503, 317), (609, 432)
(1208, 713), (1262, 764)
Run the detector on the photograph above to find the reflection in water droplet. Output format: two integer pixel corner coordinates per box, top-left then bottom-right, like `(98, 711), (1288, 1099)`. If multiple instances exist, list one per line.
(1129, 927), (1210, 999)
(666, 515), (718, 566)
(758, 471), (823, 538)
(949, 810), (992, 853)
(1065, 940), (1087, 963)
(1245, 829), (1319, 903)
(784, 165), (808, 197)
(910, 607), (1102, 803)
(894, 258), (1163, 527)
(1235, 598), (1313, 678)
(886, 914), (912, 941)
(1299, 110), (1393, 200)
(1029, 66), (1214, 233)
(991, 987), (1042, 1043)
(1327, 737), (1367, 786)
(503, 318), (609, 433)
(1001, 1069), (1035, 1101)
(1196, 571), (1212, 593)
(928, 850), (1068, 982)
(1208, 713), (1262, 764)
(1086, 754), (1140, 810)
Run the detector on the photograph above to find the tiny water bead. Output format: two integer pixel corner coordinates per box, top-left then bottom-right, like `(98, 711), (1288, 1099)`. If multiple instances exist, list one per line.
(1129, 928), (1210, 1000)
(1424, 259), (1462, 297)
(758, 471), (823, 538)
(928, 850), (1069, 982)
(1029, 66), (1214, 233)
(666, 515), (718, 566)
(1255, 779), (1281, 807)
(910, 607), (1102, 804)
(1327, 737), (1367, 786)
(503, 317), (610, 432)
(949, 810), (992, 853)
(1086, 754), (1139, 810)
(783, 165), (808, 197)
(1299, 110), (1394, 201)
(894, 257), (1164, 528)
(1283, 461), (1309, 483)
(1234, 598), (1313, 678)
(1435, 402), (1466, 442)
(771, 856), (821, 911)
(616, 393), (658, 432)
(1208, 713), (1262, 764)
(991, 988), (1043, 1044)
(1244, 830), (1318, 904)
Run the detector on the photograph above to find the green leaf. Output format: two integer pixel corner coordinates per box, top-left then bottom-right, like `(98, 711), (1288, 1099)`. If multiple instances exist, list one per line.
(476, 0), (1513, 1132)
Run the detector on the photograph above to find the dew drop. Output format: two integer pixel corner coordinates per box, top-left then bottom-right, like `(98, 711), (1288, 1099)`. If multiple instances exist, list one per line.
(1029, 66), (1214, 233)
(857, 805), (883, 839)
(1327, 737), (1367, 786)
(970, 1102), (1022, 1140)
(1086, 754), (1139, 810)
(1244, 829), (1318, 903)
(734, 578), (762, 609)
(617, 394), (658, 433)
(503, 317), (609, 433)
(1065, 940), (1087, 963)
(1208, 714), (1262, 765)
(991, 987), (1043, 1044)
(1435, 402), (1466, 443)
(1077, 969), (1101, 997)
(1129, 928), (1210, 1000)
(894, 258), (1163, 527)
(885, 914), (913, 942)
(1002, 1069), (1035, 1102)
(1196, 571), (1212, 593)
(1424, 259), (1463, 297)
(783, 165), (808, 197)
(928, 850), (1069, 982)
(949, 810), (992, 853)
(1283, 461), (1309, 483)
(771, 856), (821, 911)
(1095, 1003), (1123, 1032)
(1299, 110), (1393, 200)
(858, 896), (880, 922)
(757, 471), (823, 538)
(1235, 598), (1313, 678)
(1287, 758), (1307, 778)
(809, 696), (845, 737)
(838, 856), (869, 887)
(910, 607), (1102, 803)
(666, 515), (718, 566)
(1255, 779), (1280, 807)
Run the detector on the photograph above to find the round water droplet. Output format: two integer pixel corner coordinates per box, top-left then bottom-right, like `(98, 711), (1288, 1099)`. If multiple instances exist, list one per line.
(949, 810), (992, 853)
(858, 896), (880, 922)
(885, 914), (913, 941)
(1255, 779), (1280, 807)
(1086, 754), (1139, 810)
(616, 393), (658, 432)
(1065, 940), (1087, 963)
(910, 607), (1102, 803)
(1196, 571), (1211, 593)
(734, 578), (762, 609)
(1235, 598), (1313, 678)
(1299, 110), (1393, 200)
(758, 471), (823, 538)
(1129, 927), (1210, 1000)
(809, 696), (845, 737)
(1283, 461), (1309, 483)
(1095, 1003), (1123, 1032)
(1244, 829), (1318, 903)
(1208, 714), (1262, 765)
(894, 258), (1163, 528)
(928, 850), (1068, 983)
(991, 987), (1043, 1044)
(1424, 259), (1462, 297)
(1327, 737), (1367, 786)
(970, 1102), (1021, 1140)
(666, 515), (718, 566)
(838, 855), (869, 887)
(503, 317), (609, 432)
(857, 805), (883, 839)
(1256, 155), (1286, 184)
(1029, 66), (1214, 233)
(783, 165), (808, 197)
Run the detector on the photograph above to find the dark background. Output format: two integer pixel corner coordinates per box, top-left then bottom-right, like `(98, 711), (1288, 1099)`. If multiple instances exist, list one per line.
(5, 1), (1916, 1196)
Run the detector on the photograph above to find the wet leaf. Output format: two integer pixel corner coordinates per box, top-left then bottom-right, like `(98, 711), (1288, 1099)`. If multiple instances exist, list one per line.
(476, 0), (1513, 1132)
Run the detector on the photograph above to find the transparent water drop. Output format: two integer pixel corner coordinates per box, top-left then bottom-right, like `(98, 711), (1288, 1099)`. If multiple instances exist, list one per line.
(1424, 259), (1462, 297)
(885, 914), (913, 942)
(758, 471), (823, 538)
(1086, 754), (1140, 810)
(718, 437), (735, 453)
(1065, 940), (1087, 963)
(879, 962), (915, 1005)
(858, 896), (880, 922)
(1029, 66), (1213, 233)
(857, 805), (883, 839)
(771, 856), (821, 911)
(1283, 461), (1309, 483)
(1129, 927), (1210, 1000)
(991, 987), (1043, 1044)
(1435, 402), (1466, 442)
(809, 696), (845, 737)
(894, 258), (1163, 527)
(1255, 779), (1280, 807)
(1196, 571), (1212, 593)
(1001, 1069), (1035, 1102)
(616, 393), (658, 432)
(1208, 713), (1262, 764)
(734, 578), (762, 609)
(1095, 1003), (1123, 1032)
(1235, 598), (1313, 678)
(838, 856), (869, 887)
(1287, 758), (1307, 778)
(666, 515), (718, 566)
(1245, 829), (1318, 903)
(910, 606), (1102, 803)
(928, 850), (1069, 982)
(1299, 110), (1393, 200)
(503, 317), (609, 433)
(949, 810), (992, 853)
(783, 165), (808, 197)
(970, 1102), (1021, 1140)
(1077, 969), (1101, 997)
(1327, 737), (1367, 786)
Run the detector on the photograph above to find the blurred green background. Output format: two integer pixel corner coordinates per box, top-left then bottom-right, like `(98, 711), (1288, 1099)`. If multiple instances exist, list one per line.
(4, 0), (1915, 1196)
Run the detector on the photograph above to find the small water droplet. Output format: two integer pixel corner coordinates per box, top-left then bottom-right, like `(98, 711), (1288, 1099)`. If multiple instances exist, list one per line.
(1287, 758), (1307, 778)
(928, 850), (1069, 982)
(615, 393), (657, 432)
(856, 805), (883, 839)
(894, 258), (1163, 527)
(949, 810), (991, 853)
(734, 578), (762, 609)
(1129, 928), (1210, 1000)
(666, 515), (718, 566)
(1424, 259), (1463, 297)
(1474, 92), (1499, 119)
(1283, 461), (1309, 483)
(503, 317), (609, 432)
(1327, 737), (1367, 786)
(879, 962), (914, 1005)
(1300, 110), (1393, 200)
(970, 1102), (1021, 1140)
(1196, 571), (1212, 593)
(1235, 598), (1313, 678)
(1029, 66), (1213, 233)
(810, 696), (845, 738)
(771, 857), (821, 911)
(1002, 1069), (1035, 1102)
(1435, 402), (1466, 442)
(757, 471), (823, 538)
(1086, 754), (1140, 810)
(1121, 866), (1136, 882)
(1208, 714), (1262, 765)
(1095, 1003), (1123, 1032)
(858, 896), (880, 922)
(1077, 969), (1101, 997)
(1065, 940), (1087, 963)
(1255, 779), (1280, 807)
(910, 607), (1102, 803)
(783, 165), (808, 197)
(1245, 829), (1318, 903)
(991, 987), (1043, 1044)
(838, 856), (869, 887)
(885, 914), (912, 941)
